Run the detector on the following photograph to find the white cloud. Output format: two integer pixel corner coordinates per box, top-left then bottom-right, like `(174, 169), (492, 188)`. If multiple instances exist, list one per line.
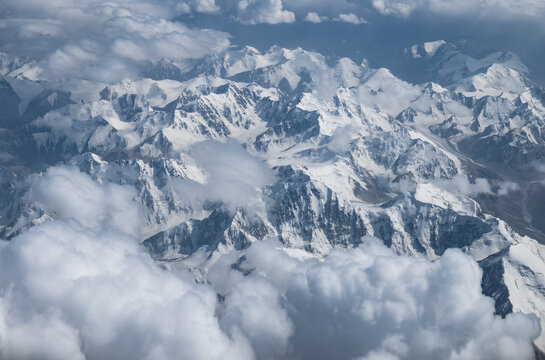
(0, 166), (540, 359)
(0, 0), (230, 82)
(232, 238), (540, 359)
(304, 12), (328, 23)
(334, 13), (367, 24)
(357, 68), (421, 116)
(29, 166), (142, 237)
(186, 0), (220, 14)
(172, 140), (275, 213)
(0, 296), (85, 360)
(236, 0), (296, 24)
(264, 0), (545, 27)
(432, 174), (493, 197)
(429, 175), (520, 198)
(372, 0), (414, 17)
(222, 276), (293, 359)
(0, 166), (255, 360)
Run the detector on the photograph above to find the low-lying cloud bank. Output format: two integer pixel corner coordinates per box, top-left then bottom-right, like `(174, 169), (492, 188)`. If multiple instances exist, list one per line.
(224, 240), (539, 359)
(0, 166), (539, 359)
(0, 166), (254, 359)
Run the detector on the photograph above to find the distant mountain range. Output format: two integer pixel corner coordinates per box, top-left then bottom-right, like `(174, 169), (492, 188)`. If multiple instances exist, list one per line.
(1, 40), (545, 356)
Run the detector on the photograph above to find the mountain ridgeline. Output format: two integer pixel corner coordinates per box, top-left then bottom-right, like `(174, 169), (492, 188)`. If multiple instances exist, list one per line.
(1, 42), (545, 354)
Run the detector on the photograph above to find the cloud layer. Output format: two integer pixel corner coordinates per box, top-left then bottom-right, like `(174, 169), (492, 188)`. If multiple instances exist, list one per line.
(0, 166), (253, 360)
(217, 239), (540, 359)
(236, 0), (295, 24)
(280, 0), (545, 23)
(172, 140), (275, 213)
(0, 0), (230, 81)
(0, 166), (539, 359)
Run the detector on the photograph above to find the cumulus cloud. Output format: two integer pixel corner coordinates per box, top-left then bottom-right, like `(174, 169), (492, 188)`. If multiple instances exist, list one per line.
(304, 12), (328, 23)
(222, 276), (293, 359)
(430, 175), (521, 197)
(372, 0), (414, 17)
(0, 166), (254, 360)
(0, 0), (230, 82)
(29, 166), (142, 237)
(286, 0), (545, 22)
(212, 238), (540, 360)
(0, 166), (540, 359)
(279, 0), (544, 26)
(172, 140), (275, 213)
(334, 13), (367, 24)
(236, 0), (296, 24)
(432, 174), (493, 197)
(357, 68), (421, 116)
(180, 0), (220, 14)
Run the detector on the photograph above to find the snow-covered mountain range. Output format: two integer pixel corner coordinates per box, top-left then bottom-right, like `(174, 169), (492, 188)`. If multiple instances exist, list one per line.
(1, 40), (545, 358)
